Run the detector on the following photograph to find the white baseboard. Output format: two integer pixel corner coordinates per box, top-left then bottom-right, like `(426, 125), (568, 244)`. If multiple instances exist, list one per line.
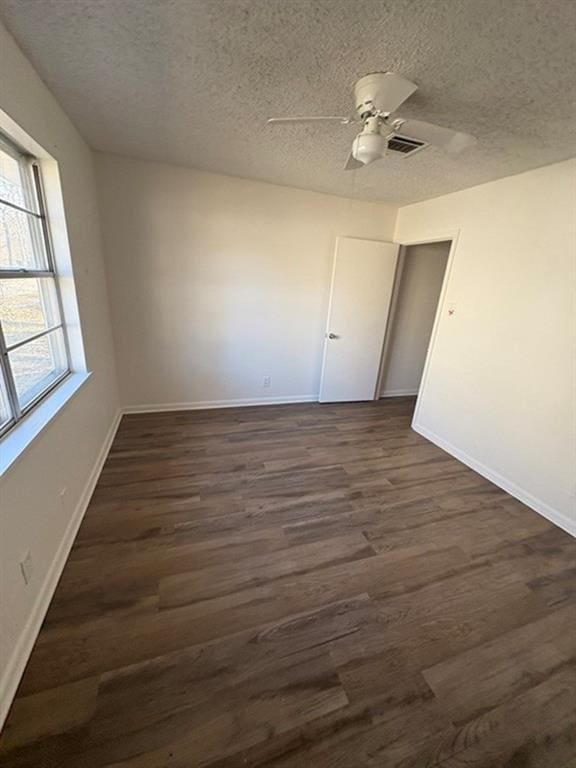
(413, 420), (576, 539)
(123, 394), (318, 414)
(380, 389), (419, 398)
(0, 409), (122, 729)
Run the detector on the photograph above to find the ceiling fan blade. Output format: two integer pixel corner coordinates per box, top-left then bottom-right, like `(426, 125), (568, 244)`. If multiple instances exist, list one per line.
(369, 73), (418, 114)
(344, 152), (363, 171)
(267, 116), (354, 125)
(396, 118), (477, 154)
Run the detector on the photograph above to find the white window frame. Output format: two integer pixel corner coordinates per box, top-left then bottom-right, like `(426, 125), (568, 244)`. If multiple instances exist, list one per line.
(0, 111), (91, 476)
(0, 132), (72, 436)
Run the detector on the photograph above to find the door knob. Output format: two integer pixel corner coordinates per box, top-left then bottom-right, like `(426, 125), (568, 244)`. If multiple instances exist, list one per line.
(328, 332), (339, 339)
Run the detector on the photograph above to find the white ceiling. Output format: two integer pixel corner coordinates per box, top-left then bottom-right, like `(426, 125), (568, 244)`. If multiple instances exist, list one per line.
(1, 0), (575, 204)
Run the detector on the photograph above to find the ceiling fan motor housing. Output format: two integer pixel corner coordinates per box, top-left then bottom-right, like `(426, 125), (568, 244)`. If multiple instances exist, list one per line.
(354, 73), (387, 117)
(354, 72), (393, 117)
(354, 71), (418, 118)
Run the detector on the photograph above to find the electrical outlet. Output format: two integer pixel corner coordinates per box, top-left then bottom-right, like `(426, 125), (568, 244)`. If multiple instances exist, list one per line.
(262, 376), (271, 388)
(20, 549), (34, 586)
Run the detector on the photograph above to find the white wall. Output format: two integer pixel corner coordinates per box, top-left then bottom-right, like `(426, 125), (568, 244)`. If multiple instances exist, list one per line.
(0, 22), (119, 724)
(380, 242), (449, 396)
(95, 153), (397, 409)
(395, 159), (576, 533)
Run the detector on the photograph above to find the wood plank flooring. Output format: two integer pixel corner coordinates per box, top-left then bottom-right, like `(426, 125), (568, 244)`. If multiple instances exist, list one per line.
(1, 397), (575, 767)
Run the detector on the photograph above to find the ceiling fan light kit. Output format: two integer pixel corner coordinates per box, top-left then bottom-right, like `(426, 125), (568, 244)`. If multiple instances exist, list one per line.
(267, 71), (477, 171)
(351, 115), (392, 166)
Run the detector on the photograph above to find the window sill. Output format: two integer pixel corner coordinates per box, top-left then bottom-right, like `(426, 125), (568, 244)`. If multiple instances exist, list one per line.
(0, 371), (91, 476)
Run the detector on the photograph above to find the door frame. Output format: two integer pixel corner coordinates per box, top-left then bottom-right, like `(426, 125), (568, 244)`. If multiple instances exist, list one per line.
(388, 229), (461, 428)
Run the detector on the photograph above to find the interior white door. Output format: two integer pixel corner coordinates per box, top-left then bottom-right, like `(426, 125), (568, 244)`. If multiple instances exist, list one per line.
(319, 237), (399, 402)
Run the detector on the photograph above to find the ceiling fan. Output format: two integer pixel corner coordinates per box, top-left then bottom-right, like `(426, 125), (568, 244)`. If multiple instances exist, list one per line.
(267, 72), (477, 170)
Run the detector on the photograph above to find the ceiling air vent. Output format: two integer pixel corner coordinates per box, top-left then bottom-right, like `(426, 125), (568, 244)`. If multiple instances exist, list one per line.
(388, 134), (427, 157)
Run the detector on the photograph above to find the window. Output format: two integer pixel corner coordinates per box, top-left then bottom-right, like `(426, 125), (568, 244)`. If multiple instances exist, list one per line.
(0, 134), (70, 436)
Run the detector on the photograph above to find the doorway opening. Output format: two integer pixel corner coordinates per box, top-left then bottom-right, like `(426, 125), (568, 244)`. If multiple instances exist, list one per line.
(378, 240), (451, 411)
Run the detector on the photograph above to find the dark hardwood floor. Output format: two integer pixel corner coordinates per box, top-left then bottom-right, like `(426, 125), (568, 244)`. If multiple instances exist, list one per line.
(2, 397), (575, 767)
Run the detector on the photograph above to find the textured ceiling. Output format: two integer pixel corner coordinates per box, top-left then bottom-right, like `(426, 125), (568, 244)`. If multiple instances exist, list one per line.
(1, 0), (576, 204)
